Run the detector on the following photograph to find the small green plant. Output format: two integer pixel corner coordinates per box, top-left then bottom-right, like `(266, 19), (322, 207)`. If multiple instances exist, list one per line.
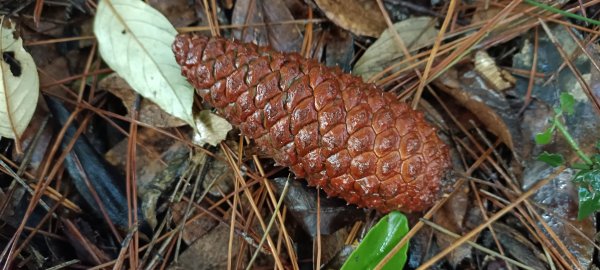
(535, 92), (600, 220)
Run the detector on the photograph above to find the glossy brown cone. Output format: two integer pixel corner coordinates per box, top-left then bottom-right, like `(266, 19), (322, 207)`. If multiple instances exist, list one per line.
(173, 34), (450, 212)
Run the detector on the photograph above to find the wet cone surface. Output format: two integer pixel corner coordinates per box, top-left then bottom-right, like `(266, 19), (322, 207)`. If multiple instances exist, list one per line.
(173, 34), (451, 212)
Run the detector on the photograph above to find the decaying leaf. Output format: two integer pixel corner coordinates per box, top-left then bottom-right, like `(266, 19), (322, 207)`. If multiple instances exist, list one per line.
(94, 0), (195, 126)
(484, 223), (548, 270)
(0, 17), (39, 141)
(325, 29), (354, 71)
(147, 0), (196, 28)
(432, 182), (472, 267)
(171, 201), (218, 244)
(232, 0), (303, 53)
(201, 141), (237, 197)
(98, 74), (186, 127)
(315, 0), (386, 37)
(262, 0), (304, 52)
(232, 0), (267, 46)
(168, 224), (247, 270)
(474, 50), (515, 92)
(271, 177), (365, 237)
(193, 110), (232, 147)
(353, 17), (438, 80)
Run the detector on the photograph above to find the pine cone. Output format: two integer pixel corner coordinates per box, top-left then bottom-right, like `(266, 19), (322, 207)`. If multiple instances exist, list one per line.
(173, 34), (451, 212)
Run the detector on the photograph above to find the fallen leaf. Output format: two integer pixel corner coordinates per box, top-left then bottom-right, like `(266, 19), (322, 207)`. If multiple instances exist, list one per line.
(353, 17), (438, 80)
(262, 0), (303, 52)
(271, 177), (365, 237)
(94, 0), (195, 126)
(484, 223), (548, 270)
(0, 18), (39, 141)
(432, 182), (472, 267)
(170, 201), (218, 244)
(168, 224), (247, 269)
(232, 0), (268, 46)
(315, 0), (386, 37)
(147, 0), (196, 28)
(99, 74), (186, 127)
(193, 110), (232, 147)
(201, 141), (237, 197)
(323, 27), (354, 72)
(232, 0), (303, 52)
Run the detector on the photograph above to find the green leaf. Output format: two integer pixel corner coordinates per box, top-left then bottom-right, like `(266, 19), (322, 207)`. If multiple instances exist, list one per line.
(342, 211), (409, 270)
(94, 0), (195, 126)
(572, 163), (591, 170)
(574, 169), (600, 219)
(537, 152), (564, 167)
(534, 127), (554, 145)
(574, 169), (600, 184)
(0, 17), (39, 139)
(593, 154), (600, 165)
(560, 92), (576, 115)
(595, 140), (600, 150)
(577, 186), (600, 220)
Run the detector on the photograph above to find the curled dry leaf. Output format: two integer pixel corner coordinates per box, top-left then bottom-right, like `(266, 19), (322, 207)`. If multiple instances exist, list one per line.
(353, 17), (438, 81)
(315, 0), (386, 37)
(94, 0), (195, 126)
(193, 110), (232, 147)
(0, 17), (39, 141)
(99, 74), (186, 127)
(474, 51), (516, 92)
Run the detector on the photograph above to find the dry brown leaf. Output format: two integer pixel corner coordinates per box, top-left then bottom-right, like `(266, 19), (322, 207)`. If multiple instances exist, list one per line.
(435, 67), (521, 152)
(315, 0), (386, 37)
(232, 0), (303, 52)
(170, 201), (218, 244)
(168, 224), (246, 269)
(432, 182), (472, 267)
(148, 0), (196, 27)
(353, 17), (438, 80)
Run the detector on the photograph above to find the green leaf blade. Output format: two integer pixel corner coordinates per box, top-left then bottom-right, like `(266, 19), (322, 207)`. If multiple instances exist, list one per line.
(577, 186), (600, 220)
(535, 127), (554, 145)
(537, 152), (564, 167)
(342, 211), (409, 270)
(560, 92), (576, 115)
(94, 0), (194, 126)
